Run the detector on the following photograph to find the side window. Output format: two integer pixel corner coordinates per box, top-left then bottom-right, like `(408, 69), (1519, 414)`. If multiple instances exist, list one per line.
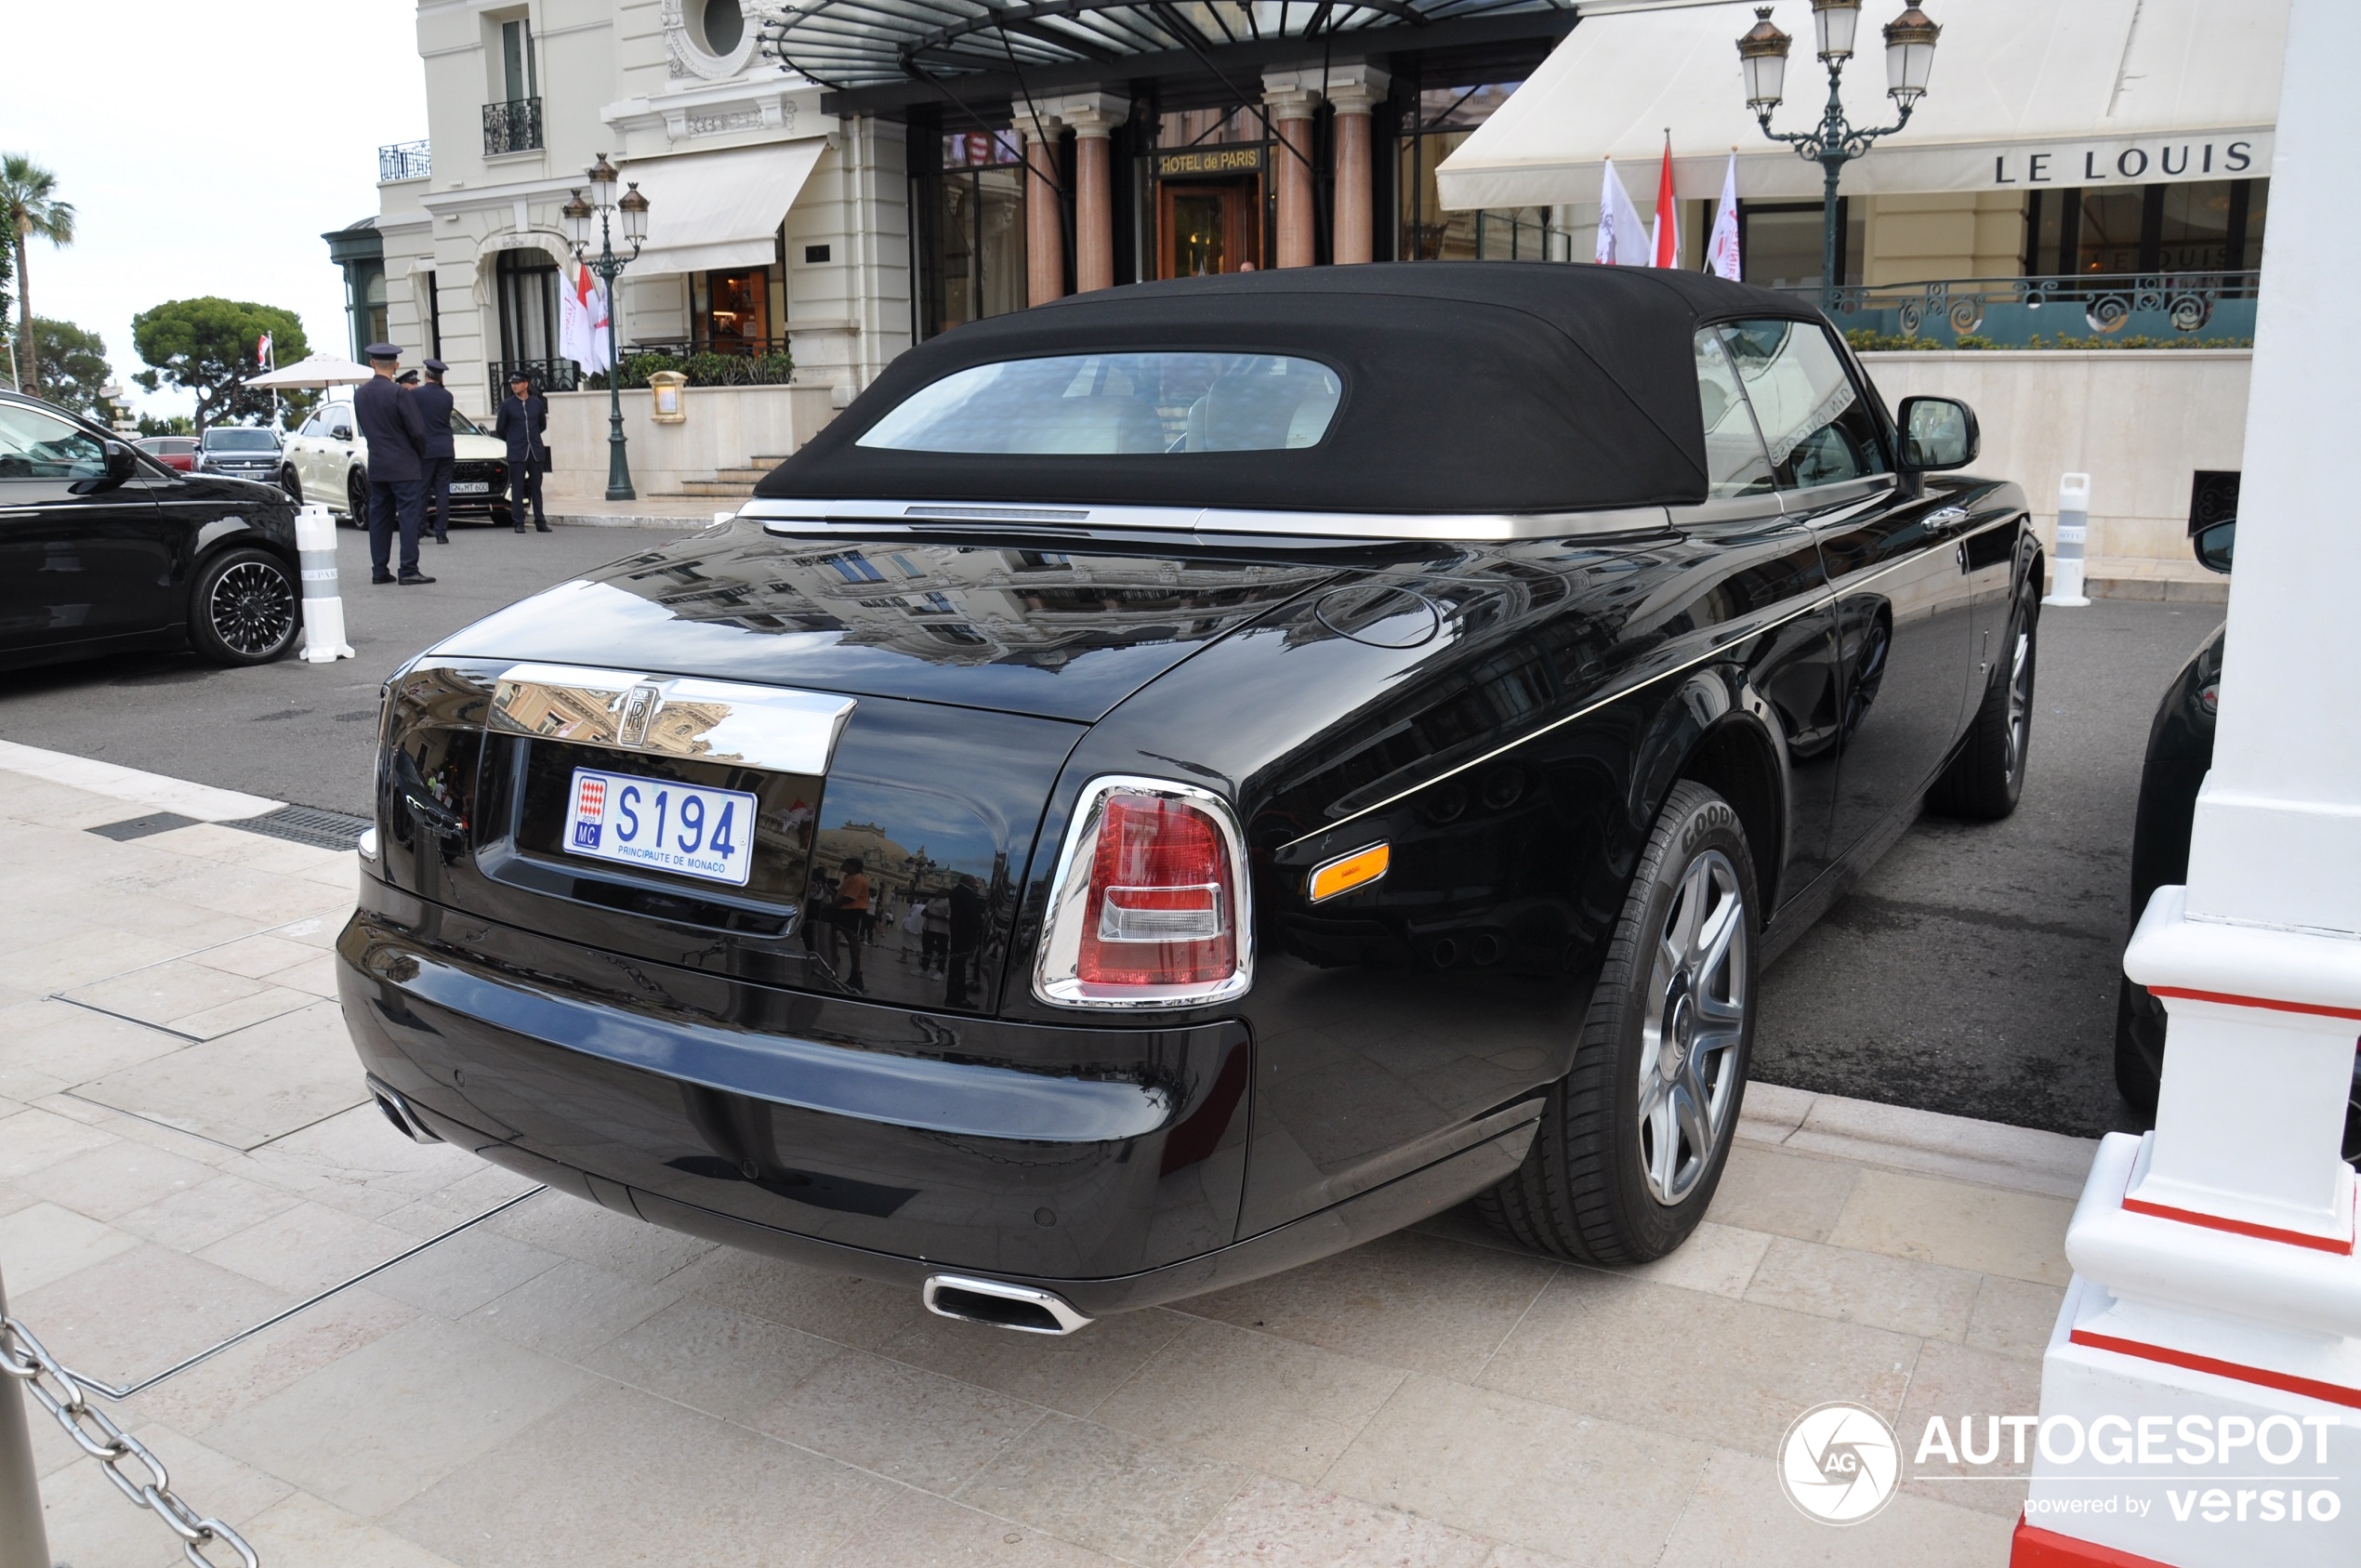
(0, 403), (107, 481)
(1716, 320), (1890, 490)
(1693, 329), (1775, 499)
(299, 411), (328, 437)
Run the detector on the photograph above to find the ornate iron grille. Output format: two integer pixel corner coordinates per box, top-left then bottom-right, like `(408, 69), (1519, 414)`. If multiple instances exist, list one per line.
(488, 358), (580, 403)
(378, 140), (431, 181)
(482, 98), (546, 156)
(1803, 271), (2262, 347)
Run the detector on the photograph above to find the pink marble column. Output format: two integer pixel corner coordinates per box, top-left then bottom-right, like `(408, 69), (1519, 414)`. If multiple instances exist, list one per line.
(1022, 114), (1065, 306)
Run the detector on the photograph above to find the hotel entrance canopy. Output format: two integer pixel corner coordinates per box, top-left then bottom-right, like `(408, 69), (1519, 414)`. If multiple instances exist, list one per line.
(1435, 0), (2286, 211)
(762, 0), (1575, 102)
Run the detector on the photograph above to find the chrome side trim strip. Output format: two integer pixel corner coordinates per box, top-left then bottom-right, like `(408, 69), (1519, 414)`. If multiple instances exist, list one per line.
(742, 496), (1676, 543)
(489, 662), (856, 776)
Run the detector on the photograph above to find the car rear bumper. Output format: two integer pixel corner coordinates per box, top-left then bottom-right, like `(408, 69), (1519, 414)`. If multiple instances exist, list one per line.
(336, 884), (1535, 1312)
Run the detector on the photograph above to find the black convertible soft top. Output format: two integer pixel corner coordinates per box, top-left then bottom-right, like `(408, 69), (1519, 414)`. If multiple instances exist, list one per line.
(756, 263), (1827, 516)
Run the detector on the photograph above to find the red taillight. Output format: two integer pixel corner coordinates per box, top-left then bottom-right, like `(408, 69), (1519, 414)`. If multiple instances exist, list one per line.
(1076, 794), (1236, 987)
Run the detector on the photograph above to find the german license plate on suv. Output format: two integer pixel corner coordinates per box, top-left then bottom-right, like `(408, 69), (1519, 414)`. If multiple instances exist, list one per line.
(451, 481), (491, 494)
(561, 767), (756, 886)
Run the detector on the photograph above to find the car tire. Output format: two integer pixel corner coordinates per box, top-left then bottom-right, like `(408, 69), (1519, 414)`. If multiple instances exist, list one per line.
(1930, 573), (2039, 820)
(188, 547), (301, 665)
(1477, 779), (1757, 1265)
(282, 468), (302, 504)
(347, 471), (368, 528)
(2113, 978), (2160, 1118)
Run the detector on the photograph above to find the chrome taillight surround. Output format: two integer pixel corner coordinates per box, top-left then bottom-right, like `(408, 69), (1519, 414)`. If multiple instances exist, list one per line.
(1033, 774), (1255, 1010)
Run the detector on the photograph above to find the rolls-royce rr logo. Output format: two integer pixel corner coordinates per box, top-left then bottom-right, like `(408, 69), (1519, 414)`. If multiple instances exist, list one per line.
(618, 683), (660, 747)
(1779, 1402), (1901, 1525)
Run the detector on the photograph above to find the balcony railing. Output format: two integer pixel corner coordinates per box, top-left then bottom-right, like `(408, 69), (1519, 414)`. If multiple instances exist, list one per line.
(378, 139), (430, 182)
(488, 358), (580, 404)
(1799, 271), (2262, 348)
(482, 98), (545, 157)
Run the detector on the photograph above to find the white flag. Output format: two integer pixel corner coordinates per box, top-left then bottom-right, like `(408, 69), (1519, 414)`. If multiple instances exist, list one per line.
(1706, 153), (1743, 281)
(559, 263), (613, 374)
(1595, 158), (1651, 267)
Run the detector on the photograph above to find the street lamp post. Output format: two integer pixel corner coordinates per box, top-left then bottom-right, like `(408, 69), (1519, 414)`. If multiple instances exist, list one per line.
(1736, 2), (1941, 310)
(564, 153), (650, 503)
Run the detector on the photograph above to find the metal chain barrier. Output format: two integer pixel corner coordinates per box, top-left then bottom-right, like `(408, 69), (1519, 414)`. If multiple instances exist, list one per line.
(0, 1312), (258, 1568)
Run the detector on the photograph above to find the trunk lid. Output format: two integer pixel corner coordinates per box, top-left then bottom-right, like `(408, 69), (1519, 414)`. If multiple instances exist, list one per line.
(429, 521), (1349, 723)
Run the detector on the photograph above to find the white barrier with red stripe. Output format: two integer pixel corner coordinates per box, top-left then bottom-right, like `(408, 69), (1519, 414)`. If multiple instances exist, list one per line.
(2016, 3), (2361, 1563)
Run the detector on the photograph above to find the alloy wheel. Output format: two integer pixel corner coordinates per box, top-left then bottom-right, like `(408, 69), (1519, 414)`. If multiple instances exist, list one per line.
(2003, 627), (2032, 783)
(1637, 848), (1748, 1206)
(209, 560), (296, 656)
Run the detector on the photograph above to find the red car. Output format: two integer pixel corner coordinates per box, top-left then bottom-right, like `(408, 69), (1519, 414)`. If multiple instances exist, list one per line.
(135, 435), (200, 473)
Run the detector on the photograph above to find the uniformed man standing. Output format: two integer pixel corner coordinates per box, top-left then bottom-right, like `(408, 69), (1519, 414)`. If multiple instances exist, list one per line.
(353, 343), (436, 585)
(494, 371), (552, 533)
(412, 359), (458, 544)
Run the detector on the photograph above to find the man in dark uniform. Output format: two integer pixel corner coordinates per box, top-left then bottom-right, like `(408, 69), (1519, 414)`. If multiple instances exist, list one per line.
(411, 359), (457, 544)
(494, 371), (551, 532)
(353, 344), (436, 585)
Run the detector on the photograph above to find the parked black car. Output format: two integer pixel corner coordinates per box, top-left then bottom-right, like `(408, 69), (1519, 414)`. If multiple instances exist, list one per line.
(0, 389), (302, 668)
(196, 425), (289, 492)
(340, 266), (2038, 1332)
(2115, 520), (2361, 1155)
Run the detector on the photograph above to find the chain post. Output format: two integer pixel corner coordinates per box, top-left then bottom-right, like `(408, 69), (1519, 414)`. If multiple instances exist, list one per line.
(0, 1269), (53, 1568)
(0, 1283), (257, 1568)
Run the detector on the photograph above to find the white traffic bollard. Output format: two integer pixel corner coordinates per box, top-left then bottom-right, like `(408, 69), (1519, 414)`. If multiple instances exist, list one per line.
(296, 503), (355, 663)
(2044, 471), (2092, 607)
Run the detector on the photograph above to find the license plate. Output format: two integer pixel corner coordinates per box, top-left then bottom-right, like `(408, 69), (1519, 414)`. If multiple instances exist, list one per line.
(561, 768), (756, 887)
(451, 481), (491, 494)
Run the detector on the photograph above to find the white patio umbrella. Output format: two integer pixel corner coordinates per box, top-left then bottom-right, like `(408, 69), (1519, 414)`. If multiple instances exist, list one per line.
(245, 353), (373, 389)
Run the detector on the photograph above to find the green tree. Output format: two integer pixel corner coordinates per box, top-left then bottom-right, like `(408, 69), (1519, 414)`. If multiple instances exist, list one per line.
(136, 412), (195, 438)
(131, 297), (308, 431)
(0, 154), (76, 392)
(27, 316), (107, 415)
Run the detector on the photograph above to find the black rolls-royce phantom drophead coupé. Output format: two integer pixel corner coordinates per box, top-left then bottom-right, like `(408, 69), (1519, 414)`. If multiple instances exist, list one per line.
(339, 265), (2038, 1334)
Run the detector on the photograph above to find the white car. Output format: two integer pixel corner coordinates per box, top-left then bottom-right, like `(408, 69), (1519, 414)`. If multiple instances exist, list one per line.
(283, 398), (513, 526)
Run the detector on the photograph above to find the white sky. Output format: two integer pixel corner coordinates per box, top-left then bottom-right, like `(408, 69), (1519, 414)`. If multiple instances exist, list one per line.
(2, 2), (429, 417)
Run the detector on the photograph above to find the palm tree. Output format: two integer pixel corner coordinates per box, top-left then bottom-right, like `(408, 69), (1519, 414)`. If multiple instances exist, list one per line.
(0, 155), (76, 393)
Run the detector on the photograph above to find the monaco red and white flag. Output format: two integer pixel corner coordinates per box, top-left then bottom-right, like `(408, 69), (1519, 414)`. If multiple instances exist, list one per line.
(559, 263), (612, 374)
(1595, 158), (1650, 267)
(255, 331), (273, 370)
(1651, 135), (1681, 270)
(1706, 152), (1743, 281)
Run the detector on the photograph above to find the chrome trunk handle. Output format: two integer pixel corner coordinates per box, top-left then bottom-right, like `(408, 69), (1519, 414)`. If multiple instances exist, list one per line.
(488, 663), (856, 776)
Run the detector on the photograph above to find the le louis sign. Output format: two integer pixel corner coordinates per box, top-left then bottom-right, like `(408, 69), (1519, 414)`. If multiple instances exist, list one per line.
(1988, 134), (2269, 187)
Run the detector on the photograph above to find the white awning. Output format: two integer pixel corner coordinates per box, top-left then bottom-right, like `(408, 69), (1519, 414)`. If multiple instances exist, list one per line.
(619, 140), (828, 275)
(1436, 0), (2286, 211)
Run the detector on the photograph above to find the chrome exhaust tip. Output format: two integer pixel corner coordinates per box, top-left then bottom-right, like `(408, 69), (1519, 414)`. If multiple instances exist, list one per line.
(366, 1076), (443, 1144)
(922, 1273), (1092, 1335)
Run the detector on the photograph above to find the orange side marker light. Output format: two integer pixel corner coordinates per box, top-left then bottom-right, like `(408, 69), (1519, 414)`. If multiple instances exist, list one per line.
(1308, 842), (1390, 903)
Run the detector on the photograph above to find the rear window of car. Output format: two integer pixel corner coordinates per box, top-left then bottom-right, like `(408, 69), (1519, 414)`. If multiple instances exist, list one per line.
(855, 352), (1343, 455)
(204, 428), (279, 451)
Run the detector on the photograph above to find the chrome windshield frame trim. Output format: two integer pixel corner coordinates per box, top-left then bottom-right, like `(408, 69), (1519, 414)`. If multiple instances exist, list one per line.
(489, 662), (857, 777)
(742, 496), (1676, 543)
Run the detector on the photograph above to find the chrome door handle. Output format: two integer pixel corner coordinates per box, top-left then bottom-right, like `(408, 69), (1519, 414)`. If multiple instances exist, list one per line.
(1924, 506), (1972, 535)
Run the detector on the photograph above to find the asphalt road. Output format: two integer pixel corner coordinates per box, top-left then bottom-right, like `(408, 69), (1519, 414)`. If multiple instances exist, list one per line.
(1752, 597), (2223, 1140)
(0, 531), (2217, 1139)
(0, 519), (709, 812)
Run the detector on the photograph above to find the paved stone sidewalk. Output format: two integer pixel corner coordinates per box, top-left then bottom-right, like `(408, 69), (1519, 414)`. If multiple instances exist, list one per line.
(0, 749), (2090, 1566)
